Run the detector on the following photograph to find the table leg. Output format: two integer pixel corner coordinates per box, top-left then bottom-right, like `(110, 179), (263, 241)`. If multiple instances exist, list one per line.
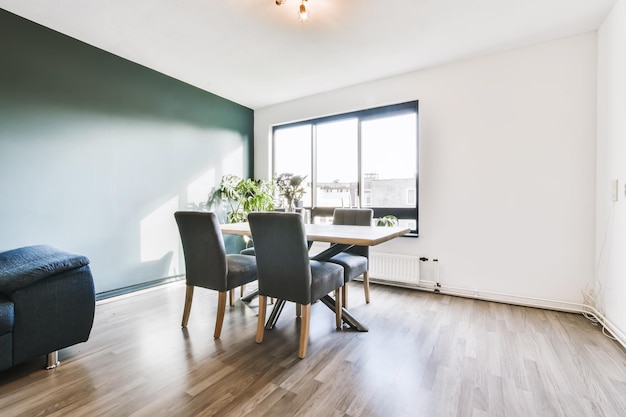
(241, 289), (259, 303)
(261, 294), (369, 332)
(310, 243), (352, 261)
(320, 295), (368, 332)
(265, 299), (286, 330)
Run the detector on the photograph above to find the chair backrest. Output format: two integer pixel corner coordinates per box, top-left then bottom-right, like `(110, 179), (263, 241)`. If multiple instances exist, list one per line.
(174, 211), (228, 291)
(247, 212), (312, 303)
(332, 208), (373, 257)
(332, 208), (373, 227)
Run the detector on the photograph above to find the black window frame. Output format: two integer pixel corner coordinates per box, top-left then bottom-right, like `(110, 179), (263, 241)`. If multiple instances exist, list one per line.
(272, 100), (419, 236)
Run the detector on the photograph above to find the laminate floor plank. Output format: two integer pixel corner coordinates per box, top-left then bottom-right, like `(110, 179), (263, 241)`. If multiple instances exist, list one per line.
(1, 282), (625, 417)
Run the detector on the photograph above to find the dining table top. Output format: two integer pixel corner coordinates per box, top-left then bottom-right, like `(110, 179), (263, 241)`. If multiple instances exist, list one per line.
(220, 221), (410, 246)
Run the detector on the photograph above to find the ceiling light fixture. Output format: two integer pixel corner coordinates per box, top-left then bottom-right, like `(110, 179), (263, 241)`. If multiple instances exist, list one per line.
(298, 1), (310, 23)
(275, 0), (311, 23)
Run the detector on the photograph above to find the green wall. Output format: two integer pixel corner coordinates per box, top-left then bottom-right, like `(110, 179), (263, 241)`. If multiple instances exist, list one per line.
(0, 9), (254, 293)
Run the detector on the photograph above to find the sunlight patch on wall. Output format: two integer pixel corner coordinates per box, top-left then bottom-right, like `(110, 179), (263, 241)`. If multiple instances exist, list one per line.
(140, 196), (179, 276)
(223, 145), (245, 177)
(187, 168), (216, 209)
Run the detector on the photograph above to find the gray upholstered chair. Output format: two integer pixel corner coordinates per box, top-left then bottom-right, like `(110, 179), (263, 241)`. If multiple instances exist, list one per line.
(328, 208), (374, 307)
(248, 212), (344, 359)
(239, 208), (309, 257)
(174, 211), (257, 339)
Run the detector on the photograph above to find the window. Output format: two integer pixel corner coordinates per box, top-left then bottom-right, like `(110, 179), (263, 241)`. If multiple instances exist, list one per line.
(273, 101), (419, 235)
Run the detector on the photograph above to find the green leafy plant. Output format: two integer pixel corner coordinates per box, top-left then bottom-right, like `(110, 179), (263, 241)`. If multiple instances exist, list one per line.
(376, 215), (399, 227)
(207, 174), (274, 223)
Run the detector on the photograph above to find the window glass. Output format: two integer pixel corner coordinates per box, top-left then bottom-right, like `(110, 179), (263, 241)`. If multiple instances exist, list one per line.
(361, 113), (417, 209)
(316, 118), (358, 208)
(273, 124), (312, 207)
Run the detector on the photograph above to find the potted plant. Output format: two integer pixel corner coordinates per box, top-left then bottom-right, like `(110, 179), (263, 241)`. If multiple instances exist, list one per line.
(207, 174), (275, 223)
(376, 214), (399, 227)
(207, 174), (275, 252)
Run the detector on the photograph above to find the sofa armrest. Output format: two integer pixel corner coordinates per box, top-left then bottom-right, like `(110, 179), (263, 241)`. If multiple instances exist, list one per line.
(0, 245), (90, 294)
(11, 264), (95, 365)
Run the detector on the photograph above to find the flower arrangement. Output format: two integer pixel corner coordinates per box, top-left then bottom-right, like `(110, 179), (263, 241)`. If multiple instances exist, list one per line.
(275, 173), (307, 210)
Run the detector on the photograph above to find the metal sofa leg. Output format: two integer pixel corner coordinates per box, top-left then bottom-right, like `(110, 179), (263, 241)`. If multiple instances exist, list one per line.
(46, 351), (60, 369)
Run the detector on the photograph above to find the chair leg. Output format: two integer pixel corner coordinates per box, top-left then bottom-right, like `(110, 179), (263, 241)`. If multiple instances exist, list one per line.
(342, 284), (348, 309)
(363, 271), (370, 303)
(229, 288), (235, 307)
(335, 288), (343, 329)
(298, 304), (311, 359)
(240, 284), (246, 297)
(214, 291), (227, 339)
(181, 285), (194, 328)
(296, 303), (302, 318)
(256, 295), (267, 343)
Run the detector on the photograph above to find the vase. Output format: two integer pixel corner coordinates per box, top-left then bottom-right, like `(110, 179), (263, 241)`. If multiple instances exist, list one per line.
(286, 199), (296, 213)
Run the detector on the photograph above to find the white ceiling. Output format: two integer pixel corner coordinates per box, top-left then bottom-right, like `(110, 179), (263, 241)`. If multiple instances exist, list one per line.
(0, 0), (617, 109)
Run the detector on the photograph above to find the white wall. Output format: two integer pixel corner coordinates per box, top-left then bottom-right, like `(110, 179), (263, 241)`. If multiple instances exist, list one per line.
(597, 0), (626, 340)
(255, 33), (598, 310)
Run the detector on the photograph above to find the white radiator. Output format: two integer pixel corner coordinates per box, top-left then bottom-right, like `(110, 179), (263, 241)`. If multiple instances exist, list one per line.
(368, 253), (420, 286)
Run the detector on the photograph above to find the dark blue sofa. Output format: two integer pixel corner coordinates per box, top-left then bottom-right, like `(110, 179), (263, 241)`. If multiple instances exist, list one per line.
(0, 245), (95, 371)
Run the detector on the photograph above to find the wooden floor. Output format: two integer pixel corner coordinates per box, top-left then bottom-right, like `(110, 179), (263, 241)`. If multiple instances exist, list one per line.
(1, 281), (625, 417)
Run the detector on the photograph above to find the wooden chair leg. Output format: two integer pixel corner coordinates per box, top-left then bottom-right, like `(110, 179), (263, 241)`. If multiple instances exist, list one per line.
(181, 285), (194, 328)
(256, 296), (267, 343)
(229, 288), (235, 307)
(342, 284), (348, 309)
(240, 284), (246, 297)
(296, 303), (302, 318)
(214, 291), (227, 339)
(298, 304), (311, 359)
(335, 288), (343, 329)
(363, 271), (370, 303)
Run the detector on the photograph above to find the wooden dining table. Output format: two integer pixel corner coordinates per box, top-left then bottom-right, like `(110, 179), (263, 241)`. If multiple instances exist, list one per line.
(220, 221), (410, 332)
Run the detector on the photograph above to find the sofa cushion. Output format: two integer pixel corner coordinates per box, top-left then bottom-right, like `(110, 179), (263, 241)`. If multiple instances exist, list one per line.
(0, 245), (90, 294)
(0, 294), (13, 335)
